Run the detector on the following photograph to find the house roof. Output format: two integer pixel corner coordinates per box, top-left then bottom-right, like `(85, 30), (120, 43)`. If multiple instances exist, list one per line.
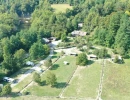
(71, 30), (87, 36)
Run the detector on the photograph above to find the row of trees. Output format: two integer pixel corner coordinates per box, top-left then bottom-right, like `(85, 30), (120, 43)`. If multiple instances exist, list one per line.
(0, 29), (50, 78)
(33, 71), (57, 87)
(0, 0), (39, 16)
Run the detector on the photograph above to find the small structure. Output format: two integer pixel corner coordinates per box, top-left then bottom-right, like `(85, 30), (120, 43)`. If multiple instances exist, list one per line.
(88, 54), (98, 60)
(63, 61), (69, 65)
(111, 55), (122, 61)
(26, 61), (34, 66)
(70, 52), (78, 56)
(78, 23), (83, 28)
(43, 38), (50, 43)
(71, 30), (87, 37)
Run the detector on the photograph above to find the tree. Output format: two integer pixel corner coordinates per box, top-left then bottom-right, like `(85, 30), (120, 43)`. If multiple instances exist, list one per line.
(2, 84), (11, 96)
(43, 44), (50, 55)
(61, 33), (67, 42)
(114, 56), (119, 63)
(44, 59), (52, 68)
(14, 49), (26, 68)
(29, 42), (45, 59)
(76, 53), (88, 66)
(33, 72), (41, 85)
(46, 71), (57, 87)
(98, 48), (108, 58)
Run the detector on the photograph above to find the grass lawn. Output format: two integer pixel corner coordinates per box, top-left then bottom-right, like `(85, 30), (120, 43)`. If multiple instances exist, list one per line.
(63, 61), (101, 99)
(11, 95), (79, 100)
(12, 74), (33, 92)
(51, 51), (60, 63)
(102, 59), (130, 100)
(26, 56), (77, 96)
(51, 4), (72, 13)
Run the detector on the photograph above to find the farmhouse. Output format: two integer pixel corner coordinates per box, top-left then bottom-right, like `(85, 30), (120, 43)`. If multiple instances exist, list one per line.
(71, 30), (87, 36)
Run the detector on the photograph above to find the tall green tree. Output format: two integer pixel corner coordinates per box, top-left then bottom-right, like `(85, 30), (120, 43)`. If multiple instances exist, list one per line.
(46, 71), (57, 87)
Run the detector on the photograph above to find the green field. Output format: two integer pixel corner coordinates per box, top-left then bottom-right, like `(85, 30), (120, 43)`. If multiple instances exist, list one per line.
(12, 74), (33, 92)
(102, 59), (130, 100)
(63, 62), (101, 99)
(26, 56), (77, 96)
(51, 4), (72, 13)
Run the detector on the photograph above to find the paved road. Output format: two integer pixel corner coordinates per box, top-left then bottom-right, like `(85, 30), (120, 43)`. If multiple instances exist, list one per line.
(11, 43), (55, 88)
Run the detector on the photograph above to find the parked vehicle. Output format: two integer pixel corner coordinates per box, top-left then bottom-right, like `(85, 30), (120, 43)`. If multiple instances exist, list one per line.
(3, 77), (16, 83)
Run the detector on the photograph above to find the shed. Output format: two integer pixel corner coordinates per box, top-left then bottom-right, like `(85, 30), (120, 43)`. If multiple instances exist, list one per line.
(88, 54), (98, 60)
(63, 61), (69, 65)
(70, 52), (78, 56)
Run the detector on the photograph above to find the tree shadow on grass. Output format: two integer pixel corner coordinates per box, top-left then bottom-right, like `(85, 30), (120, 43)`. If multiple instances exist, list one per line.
(40, 80), (46, 86)
(50, 64), (60, 70)
(52, 56), (57, 59)
(88, 60), (94, 65)
(55, 82), (67, 89)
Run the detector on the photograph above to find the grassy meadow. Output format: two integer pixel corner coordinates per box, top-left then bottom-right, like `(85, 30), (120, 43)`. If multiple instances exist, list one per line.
(63, 61), (101, 99)
(102, 59), (130, 100)
(26, 56), (77, 96)
(51, 4), (72, 13)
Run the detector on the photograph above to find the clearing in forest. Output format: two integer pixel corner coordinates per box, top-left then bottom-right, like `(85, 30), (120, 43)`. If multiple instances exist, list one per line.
(51, 4), (72, 13)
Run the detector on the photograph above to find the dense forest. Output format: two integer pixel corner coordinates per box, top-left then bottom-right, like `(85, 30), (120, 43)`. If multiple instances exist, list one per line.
(0, 0), (130, 80)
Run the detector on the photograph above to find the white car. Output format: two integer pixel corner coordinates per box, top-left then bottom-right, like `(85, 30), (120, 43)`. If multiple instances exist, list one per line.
(3, 77), (15, 83)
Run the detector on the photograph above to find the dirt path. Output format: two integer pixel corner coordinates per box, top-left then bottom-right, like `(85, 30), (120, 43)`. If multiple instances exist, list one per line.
(96, 59), (106, 100)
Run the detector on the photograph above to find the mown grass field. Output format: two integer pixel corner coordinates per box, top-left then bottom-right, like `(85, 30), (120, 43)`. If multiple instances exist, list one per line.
(26, 55), (77, 96)
(102, 59), (130, 100)
(12, 74), (33, 93)
(63, 61), (101, 99)
(51, 4), (72, 13)
(11, 95), (80, 100)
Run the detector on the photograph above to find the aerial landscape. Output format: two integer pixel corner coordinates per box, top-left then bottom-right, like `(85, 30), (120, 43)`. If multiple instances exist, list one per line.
(0, 0), (130, 100)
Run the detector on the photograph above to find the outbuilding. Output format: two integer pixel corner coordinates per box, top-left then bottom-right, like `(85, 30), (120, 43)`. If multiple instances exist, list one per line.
(88, 54), (98, 60)
(63, 61), (69, 65)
